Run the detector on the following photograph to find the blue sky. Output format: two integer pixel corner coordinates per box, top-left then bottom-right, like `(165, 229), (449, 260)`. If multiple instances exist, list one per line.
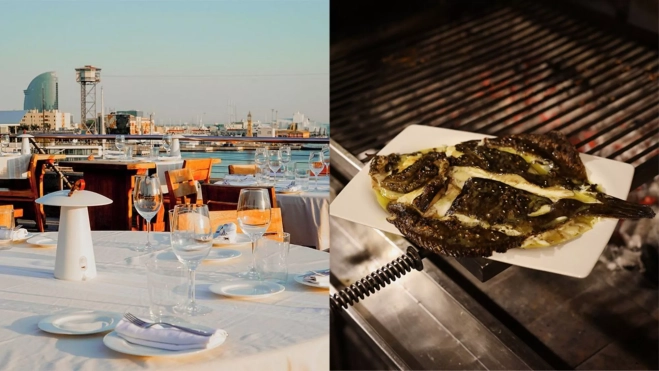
(0, 0), (329, 124)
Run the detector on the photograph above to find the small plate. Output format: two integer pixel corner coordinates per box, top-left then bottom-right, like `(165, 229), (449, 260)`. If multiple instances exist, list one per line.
(103, 331), (223, 357)
(38, 311), (122, 335)
(294, 274), (329, 289)
(212, 233), (252, 247)
(209, 281), (285, 299)
(26, 232), (58, 248)
(205, 249), (241, 262)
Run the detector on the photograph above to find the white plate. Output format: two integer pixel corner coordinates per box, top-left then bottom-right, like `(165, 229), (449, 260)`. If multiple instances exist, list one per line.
(212, 233), (252, 247)
(26, 232), (58, 248)
(38, 311), (123, 335)
(205, 249), (241, 262)
(330, 125), (636, 278)
(103, 331), (223, 357)
(209, 281), (285, 299)
(294, 274), (329, 289)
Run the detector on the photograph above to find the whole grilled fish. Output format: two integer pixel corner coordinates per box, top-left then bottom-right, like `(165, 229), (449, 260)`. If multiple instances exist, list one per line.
(370, 132), (655, 258)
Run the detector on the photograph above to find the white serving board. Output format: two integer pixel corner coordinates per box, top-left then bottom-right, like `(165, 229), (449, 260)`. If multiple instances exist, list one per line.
(330, 125), (635, 278)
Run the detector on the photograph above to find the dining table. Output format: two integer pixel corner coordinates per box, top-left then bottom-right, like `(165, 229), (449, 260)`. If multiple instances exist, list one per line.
(0, 230), (329, 370)
(218, 175), (330, 250)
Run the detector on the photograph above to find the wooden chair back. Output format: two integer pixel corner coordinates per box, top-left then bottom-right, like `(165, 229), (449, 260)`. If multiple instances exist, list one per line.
(202, 184), (277, 211)
(183, 158), (213, 183)
(228, 164), (257, 175)
(209, 208), (283, 236)
(0, 205), (14, 229)
(164, 168), (198, 206)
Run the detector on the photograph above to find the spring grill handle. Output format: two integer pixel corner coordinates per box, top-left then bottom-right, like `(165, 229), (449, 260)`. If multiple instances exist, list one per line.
(330, 246), (426, 312)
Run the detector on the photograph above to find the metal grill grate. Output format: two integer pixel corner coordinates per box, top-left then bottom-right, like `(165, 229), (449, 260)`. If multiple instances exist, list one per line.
(331, 1), (658, 187)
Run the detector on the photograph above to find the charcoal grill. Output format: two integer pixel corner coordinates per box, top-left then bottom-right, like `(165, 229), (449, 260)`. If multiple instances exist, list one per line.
(331, 0), (658, 190)
(330, 1), (658, 369)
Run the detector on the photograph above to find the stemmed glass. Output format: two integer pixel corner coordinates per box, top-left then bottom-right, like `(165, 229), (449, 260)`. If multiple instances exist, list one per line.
(115, 135), (126, 158)
(254, 148), (268, 185)
(308, 152), (324, 191)
(322, 145), (330, 174)
(280, 145), (291, 176)
(162, 134), (172, 156)
(170, 204), (213, 316)
(237, 189), (272, 280)
(133, 175), (163, 252)
(268, 150), (282, 184)
(0, 135), (9, 156)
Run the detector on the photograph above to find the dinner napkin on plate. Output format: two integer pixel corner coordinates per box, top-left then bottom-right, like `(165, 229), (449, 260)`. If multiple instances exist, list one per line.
(304, 269), (330, 285)
(214, 223), (237, 242)
(114, 319), (227, 351)
(0, 228), (28, 241)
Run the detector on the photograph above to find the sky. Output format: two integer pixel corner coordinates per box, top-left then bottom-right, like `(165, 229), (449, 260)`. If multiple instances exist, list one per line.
(0, 0), (329, 125)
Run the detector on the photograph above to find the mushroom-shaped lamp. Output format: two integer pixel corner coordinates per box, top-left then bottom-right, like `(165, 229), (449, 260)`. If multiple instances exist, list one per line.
(35, 186), (112, 281)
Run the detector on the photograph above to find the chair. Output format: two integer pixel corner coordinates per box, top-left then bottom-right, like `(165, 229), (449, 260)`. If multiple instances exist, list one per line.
(201, 184), (277, 211)
(209, 208), (284, 236)
(0, 154), (52, 232)
(183, 158), (213, 183)
(164, 168), (199, 207)
(228, 164), (257, 175)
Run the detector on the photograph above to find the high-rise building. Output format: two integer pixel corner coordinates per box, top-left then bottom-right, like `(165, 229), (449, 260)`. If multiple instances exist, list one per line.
(23, 72), (58, 111)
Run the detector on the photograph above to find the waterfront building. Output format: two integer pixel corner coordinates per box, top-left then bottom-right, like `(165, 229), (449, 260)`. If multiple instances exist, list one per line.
(104, 111), (154, 134)
(23, 72), (58, 112)
(19, 109), (71, 131)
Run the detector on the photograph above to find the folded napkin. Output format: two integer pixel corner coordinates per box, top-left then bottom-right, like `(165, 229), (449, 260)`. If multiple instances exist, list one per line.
(114, 319), (227, 351)
(158, 155), (182, 161)
(214, 222), (237, 242)
(304, 269), (330, 285)
(0, 228), (28, 241)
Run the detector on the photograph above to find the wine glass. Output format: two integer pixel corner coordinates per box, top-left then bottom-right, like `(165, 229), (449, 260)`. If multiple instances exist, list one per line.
(115, 135), (126, 157)
(268, 150), (282, 184)
(170, 204), (213, 316)
(322, 145), (330, 174)
(237, 189), (272, 280)
(162, 134), (172, 155)
(308, 152), (324, 191)
(0, 135), (9, 156)
(254, 148), (268, 185)
(280, 145), (291, 175)
(133, 175), (163, 252)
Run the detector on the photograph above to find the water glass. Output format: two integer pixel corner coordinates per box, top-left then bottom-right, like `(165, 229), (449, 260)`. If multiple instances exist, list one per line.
(254, 233), (290, 284)
(162, 134), (172, 155)
(115, 135), (126, 154)
(133, 175), (163, 252)
(294, 162), (309, 191)
(237, 188), (272, 280)
(254, 148), (268, 185)
(280, 145), (292, 175)
(0, 135), (9, 156)
(309, 152), (325, 191)
(171, 204), (213, 316)
(145, 253), (187, 323)
(268, 150), (282, 182)
(125, 146), (133, 159)
(150, 146), (160, 159)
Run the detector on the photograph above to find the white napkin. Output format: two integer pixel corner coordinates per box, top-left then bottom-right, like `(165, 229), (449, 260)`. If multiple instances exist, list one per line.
(0, 228), (28, 241)
(214, 222), (237, 242)
(114, 319), (227, 351)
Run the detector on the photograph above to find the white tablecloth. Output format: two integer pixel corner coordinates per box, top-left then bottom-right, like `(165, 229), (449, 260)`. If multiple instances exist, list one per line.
(0, 154), (31, 179)
(218, 175), (330, 250)
(0, 231), (329, 370)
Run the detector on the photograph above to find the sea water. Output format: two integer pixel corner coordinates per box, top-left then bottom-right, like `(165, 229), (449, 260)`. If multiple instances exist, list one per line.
(182, 149), (325, 179)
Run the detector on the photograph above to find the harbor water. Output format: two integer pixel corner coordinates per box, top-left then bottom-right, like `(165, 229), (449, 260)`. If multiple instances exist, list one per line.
(182, 149), (325, 179)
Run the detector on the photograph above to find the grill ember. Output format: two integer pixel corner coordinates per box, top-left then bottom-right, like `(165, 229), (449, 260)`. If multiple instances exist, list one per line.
(331, 2), (658, 181)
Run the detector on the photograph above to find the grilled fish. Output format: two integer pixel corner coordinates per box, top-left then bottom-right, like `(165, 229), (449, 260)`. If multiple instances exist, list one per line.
(370, 131), (655, 258)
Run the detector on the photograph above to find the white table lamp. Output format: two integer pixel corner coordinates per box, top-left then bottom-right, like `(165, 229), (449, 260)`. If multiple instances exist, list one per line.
(35, 188), (112, 281)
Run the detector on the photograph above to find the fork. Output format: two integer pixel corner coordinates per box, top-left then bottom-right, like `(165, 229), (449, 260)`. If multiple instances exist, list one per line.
(123, 312), (213, 337)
